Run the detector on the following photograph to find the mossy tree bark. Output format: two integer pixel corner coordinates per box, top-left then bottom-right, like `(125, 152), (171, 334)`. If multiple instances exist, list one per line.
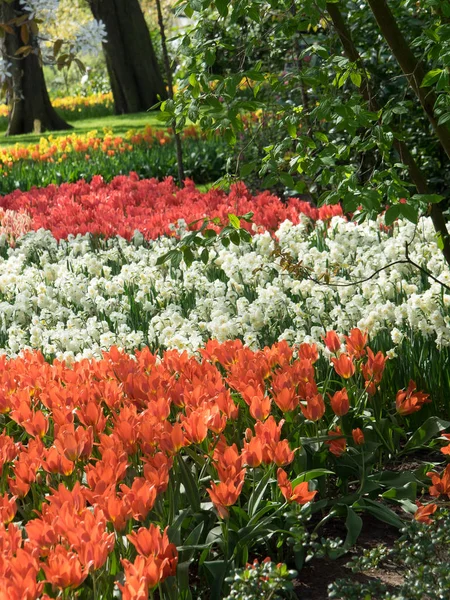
(87, 0), (167, 114)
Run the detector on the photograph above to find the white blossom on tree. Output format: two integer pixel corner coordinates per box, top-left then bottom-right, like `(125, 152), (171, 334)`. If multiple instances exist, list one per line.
(0, 57), (12, 86)
(19, 0), (59, 21)
(73, 19), (107, 55)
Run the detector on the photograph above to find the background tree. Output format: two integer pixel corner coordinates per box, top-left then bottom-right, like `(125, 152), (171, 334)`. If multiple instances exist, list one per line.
(86, 0), (167, 114)
(169, 0), (450, 264)
(0, 0), (71, 135)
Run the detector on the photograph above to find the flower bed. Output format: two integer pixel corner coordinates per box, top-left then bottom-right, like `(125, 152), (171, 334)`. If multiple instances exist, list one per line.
(0, 176), (341, 240)
(0, 176), (448, 598)
(0, 128), (228, 192)
(0, 92), (114, 128)
(0, 334), (442, 598)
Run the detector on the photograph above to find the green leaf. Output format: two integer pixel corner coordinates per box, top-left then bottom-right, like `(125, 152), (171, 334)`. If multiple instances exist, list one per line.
(292, 469), (334, 486)
(109, 550), (119, 575)
(399, 203), (418, 224)
(230, 230), (241, 245)
(356, 499), (404, 529)
(247, 469), (272, 518)
(411, 193), (444, 204)
(179, 522), (204, 563)
(177, 456), (201, 512)
(279, 172), (295, 188)
(402, 417), (450, 453)
(184, 4), (194, 17)
(286, 122), (297, 138)
(156, 249), (179, 266)
(200, 248), (209, 264)
(330, 506), (362, 559)
(385, 204), (402, 226)
(215, 0), (229, 17)
(239, 229), (252, 243)
(240, 161), (257, 177)
(382, 481), (417, 502)
(350, 71), (362, 87)
(421, 68), (443, 87)
(203, 560), (227, 600)
(228, 213), (240, 229)
(176, 563), (193, 600)
(438, 113), (450, 126)
(182, 247), (196, 268)
(205, 49), (216, 66)
(314, 132), (329, 143)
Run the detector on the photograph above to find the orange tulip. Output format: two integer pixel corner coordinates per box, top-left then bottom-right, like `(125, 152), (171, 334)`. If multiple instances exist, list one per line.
(0, 547), (43, 600)
(277, 468), (317, 504)
(249, 394), (272, 421)
(298, 343), (319, 364)
(361, 348), (386, 395)
(54, 424), (93, 462)
(42, 446), (74, 476)
(42, 545), (87, 590)
(329, 388), (350, 416)
(323, 330), (341, 353)
(272, 387), (298, 413)
(273, 439), (295, 467)
(207, 478), (245, 519)
(331, 354), (355, 379)
(345, 328), (368, 358)
(242, 436), (263, 468)
(352, 428), (365, 445)
(326, 427), (346, 456)
(300, 394), (325, 422)
(180, 409), (209, 444)
(427, 464), (450, 498)
(128, 524), (178, 580)
(414, 501), (437, 524)
(118, 556), (149, 599)
(214, 443), (244, 482)
(0, 493), (16, 524)
(120, 478), (157, 522)
(396, 380), (430, 416)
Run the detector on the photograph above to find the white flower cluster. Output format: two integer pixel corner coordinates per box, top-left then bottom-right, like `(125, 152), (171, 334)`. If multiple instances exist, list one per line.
(20, 0), (59, 20)
(73, 19), (107, 55)
(0, 214), (448, 362)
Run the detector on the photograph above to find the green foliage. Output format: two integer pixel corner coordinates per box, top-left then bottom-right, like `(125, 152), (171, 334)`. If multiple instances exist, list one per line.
(224, 560), (297, 600)
(328, 509), (450, 600)
(168, 0), (450, 221)
(156, 212), (254, 268)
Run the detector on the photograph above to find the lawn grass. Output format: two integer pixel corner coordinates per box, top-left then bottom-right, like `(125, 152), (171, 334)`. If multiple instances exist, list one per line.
(0, 111), (163, 148)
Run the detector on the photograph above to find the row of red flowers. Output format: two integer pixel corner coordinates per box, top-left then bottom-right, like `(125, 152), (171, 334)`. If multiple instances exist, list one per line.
(0, 175), (343, 242)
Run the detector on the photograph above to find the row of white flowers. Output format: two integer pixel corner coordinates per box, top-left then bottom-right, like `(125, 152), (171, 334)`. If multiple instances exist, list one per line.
(0, 214), (448, 361)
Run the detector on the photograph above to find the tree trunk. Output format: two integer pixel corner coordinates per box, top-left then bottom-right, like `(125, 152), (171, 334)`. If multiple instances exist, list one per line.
(87, 0), (167, 114)
(2, 1), (72, 136)
(155, 0), (185, 185)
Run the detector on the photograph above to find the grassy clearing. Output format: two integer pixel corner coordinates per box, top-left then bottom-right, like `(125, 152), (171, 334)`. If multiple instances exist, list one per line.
(0, 111), (163, 147)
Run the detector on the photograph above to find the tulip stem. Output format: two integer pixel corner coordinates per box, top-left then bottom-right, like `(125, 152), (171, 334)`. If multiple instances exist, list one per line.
(92, 572), (97, 599)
